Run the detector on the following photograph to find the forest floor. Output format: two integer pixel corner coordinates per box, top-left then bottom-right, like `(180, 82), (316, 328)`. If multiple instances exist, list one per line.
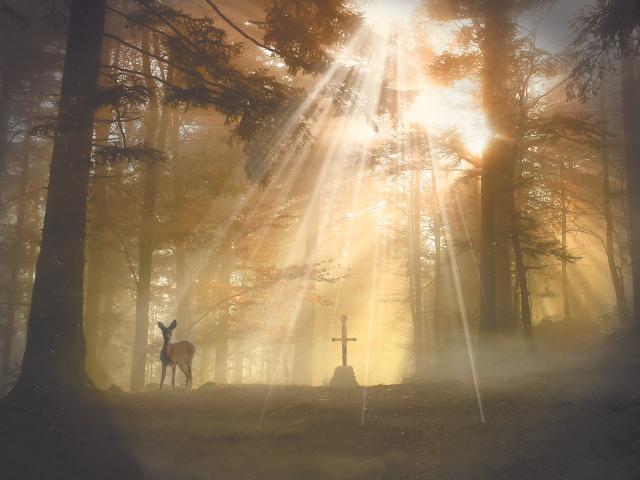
(111, 333), (640, 480)
(4, 331), (640, 479)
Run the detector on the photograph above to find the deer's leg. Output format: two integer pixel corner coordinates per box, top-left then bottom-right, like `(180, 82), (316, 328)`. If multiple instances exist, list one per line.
(178, 364), (188, 389)
(160, 363), (167, 390)
(171, 364), (176, 390)
(186, 362), (193, 390)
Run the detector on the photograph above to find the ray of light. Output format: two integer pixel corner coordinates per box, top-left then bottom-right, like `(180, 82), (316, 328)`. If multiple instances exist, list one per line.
(170, 27), (374, 328)
(428, 139), (486, 424)
(257, 26), (391, 425)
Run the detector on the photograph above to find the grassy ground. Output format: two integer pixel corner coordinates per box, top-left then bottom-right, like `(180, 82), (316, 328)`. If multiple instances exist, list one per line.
(3, 334), (640, 479)
(104, 336), (640, 480)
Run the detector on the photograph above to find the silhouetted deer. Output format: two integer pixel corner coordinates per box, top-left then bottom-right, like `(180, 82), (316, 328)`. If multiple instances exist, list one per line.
(157, 319), (195, 390)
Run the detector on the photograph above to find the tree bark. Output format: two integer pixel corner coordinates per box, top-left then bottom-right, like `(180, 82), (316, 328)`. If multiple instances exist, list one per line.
(479, 0), (515, 337)
(13, 0), (106, 396)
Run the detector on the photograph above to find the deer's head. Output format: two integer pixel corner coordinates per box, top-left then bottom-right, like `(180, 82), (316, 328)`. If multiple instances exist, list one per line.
(157, 319), (177, 343)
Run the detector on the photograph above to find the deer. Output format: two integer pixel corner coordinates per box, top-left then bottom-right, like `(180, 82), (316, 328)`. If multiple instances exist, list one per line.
(157, 319), (196, 390)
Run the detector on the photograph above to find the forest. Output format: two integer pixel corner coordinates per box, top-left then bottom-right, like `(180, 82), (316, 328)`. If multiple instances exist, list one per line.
(1, 0), (640, 479)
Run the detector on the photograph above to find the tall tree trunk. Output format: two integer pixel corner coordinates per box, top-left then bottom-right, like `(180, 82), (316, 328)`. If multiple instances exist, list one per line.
(85, 41), (118, 380)
(292, 193), (320, 385)
(509, 127), (529, 338)
(599, 76), (630, 321)
(560, 156), (572, 321)
(511, 219), (532, 339)
(214, 312), (229, 383)
(2, 132), (32, 392)
(213, 252), (232, 384)
(479, 0), (514, 337)
(13, 0), (105, 396)
(169, 110), (190, 337)
(200, 343), (211, 384)
(0, 56), (13, 178)
(621, 46), (640, 327)
(96, 275), (116, 360)
(130, 41), (173, 391)
(409, 168), (425, 375)
(432, 162), (442, 351)
(233, 341), (244, 384)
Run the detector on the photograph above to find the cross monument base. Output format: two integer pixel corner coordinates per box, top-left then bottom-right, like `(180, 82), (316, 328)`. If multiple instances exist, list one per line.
(330, 365), (359, 388)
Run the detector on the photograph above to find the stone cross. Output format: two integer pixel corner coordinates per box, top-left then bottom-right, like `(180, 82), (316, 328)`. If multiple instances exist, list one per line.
(332, 314), (357, 366)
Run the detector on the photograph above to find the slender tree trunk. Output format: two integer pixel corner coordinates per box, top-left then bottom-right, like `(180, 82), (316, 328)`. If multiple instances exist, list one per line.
(200, 344), (210, 384)
(603, 149), (629, 320)
(85, 41), (117, 380)
(130, 42), (173, 391)
(511, 220), (532, 339)
(600, 78), (629, 321)
(214, 314), (229, 383)
(409, 168), (425, 375)
(13, 0), (106, 396)
(214, 254), (232, 384)
(621, 46), (640, 327)
(292, 193), (320, 385)
(96, 276), (116, 360)
(560, 157), (572, 321)
(0, 60), (13, 178)
(508, 127), (529, 338)
(432, 163), (442, 351)
(233, 341), (244, 384)
(169, 110), (190, 336)
(2, 132), (32, 392)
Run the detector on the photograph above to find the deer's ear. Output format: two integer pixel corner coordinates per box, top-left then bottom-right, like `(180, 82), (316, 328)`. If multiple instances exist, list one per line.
(169, 319), (177, 330)
(157, 321), (164, 329)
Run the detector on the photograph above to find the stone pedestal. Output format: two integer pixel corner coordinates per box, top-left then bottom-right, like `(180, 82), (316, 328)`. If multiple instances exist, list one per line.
(330, 365), (359, 388)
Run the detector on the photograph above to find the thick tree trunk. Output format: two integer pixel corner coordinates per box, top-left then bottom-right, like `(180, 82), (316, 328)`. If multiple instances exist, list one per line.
(621, 48), (640, 327)
(479, 0), (514, 337)
(12, 0), (105, 396)
(1, 132), (32, 392)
